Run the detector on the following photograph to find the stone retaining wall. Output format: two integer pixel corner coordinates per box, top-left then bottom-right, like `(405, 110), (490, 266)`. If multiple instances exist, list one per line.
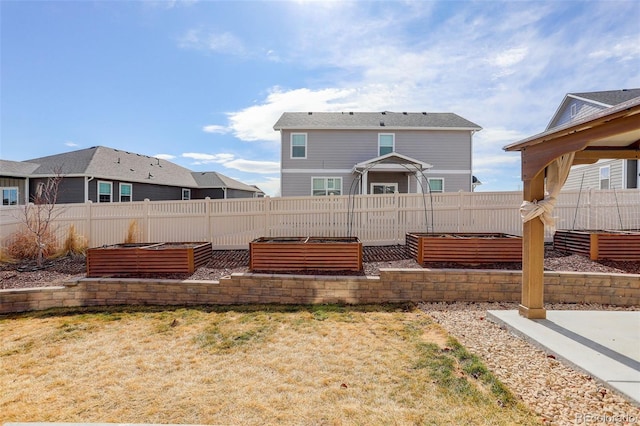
(1, 269), (638, 314)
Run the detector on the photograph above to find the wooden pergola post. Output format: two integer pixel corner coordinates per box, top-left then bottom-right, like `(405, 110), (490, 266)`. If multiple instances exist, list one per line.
(520, 172), (546, 319)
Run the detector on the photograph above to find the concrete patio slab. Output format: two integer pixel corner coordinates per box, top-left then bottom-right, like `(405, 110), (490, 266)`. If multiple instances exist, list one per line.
(487, 310), (640, 405)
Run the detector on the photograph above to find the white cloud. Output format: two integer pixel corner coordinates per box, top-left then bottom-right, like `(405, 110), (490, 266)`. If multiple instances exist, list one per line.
(222, 159), (280, 174)
(178, 29), (245, 55)
(182, 152), (235, 164)
(154, 153), (176, 160)
(494, 47), (528, 68)
(202, 125), (230, 134)
(64, 141), (79, 147)
(588, 36), (640, 62)
(226, 87), (358, 142)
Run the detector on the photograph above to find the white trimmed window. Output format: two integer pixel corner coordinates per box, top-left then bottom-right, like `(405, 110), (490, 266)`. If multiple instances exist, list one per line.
(428, 178), (444, 193)
(98, 181), (112, 203)
(119, 183), (132, 202)
(312, 177), (342, 196)
(291, 133), (307, 159)
(378, 133), (394, 156)
(570, 103), (577, 118)
(599, 166), (610, 189)
(371, 183), (397, 194)
(1, 187), (18, 206)
(182, 188), (191, 200)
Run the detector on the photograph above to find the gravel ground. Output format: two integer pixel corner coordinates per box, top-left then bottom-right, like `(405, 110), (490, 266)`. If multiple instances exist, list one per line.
(421, 302), (640, 425)
(2, 245), (638, 290)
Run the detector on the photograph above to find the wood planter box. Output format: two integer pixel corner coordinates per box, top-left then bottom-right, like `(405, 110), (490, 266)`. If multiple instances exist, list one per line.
(554, 229), (640, 261)
(250, 237), (363, 272)
(406, 232), (522, 264)
(87, 242), (212, 277)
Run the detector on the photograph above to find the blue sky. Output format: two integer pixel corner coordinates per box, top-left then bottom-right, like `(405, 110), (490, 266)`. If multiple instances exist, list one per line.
(1, 0), (639, 196)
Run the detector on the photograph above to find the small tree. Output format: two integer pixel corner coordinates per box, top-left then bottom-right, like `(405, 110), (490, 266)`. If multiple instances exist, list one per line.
(17, 171), (64, 267)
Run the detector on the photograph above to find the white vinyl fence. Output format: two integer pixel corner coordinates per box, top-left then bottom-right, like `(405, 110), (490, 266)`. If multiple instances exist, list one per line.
(1, 189), (638, 250)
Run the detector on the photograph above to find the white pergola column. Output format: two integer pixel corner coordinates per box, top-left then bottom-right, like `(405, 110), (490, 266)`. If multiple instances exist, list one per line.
(361, 170), (368, 194)
(415, 171), (422, 193)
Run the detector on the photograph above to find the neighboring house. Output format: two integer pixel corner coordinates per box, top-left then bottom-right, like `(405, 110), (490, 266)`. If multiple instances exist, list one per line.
(549, 89), (640, 191)
(0, 146), (263, 205)
(273, 111), (481, 197)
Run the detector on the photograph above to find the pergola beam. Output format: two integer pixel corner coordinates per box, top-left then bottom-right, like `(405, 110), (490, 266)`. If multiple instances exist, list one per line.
(519, 113), (640, 180)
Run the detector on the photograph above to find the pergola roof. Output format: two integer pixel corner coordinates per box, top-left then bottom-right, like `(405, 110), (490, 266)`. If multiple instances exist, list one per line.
(502, 95), (640, 320)
(504, 96), (640, 180)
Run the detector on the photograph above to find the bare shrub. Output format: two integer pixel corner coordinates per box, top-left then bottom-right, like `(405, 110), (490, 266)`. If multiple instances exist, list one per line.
(124, 220), (139, 244)
(14, 172), (64, 266)
(57, 224), (87, 257)
(0, 246), (15, 263)
(6, 226), (58, 261)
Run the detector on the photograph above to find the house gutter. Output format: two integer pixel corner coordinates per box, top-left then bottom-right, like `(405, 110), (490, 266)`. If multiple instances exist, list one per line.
(85, 176), (94, 202)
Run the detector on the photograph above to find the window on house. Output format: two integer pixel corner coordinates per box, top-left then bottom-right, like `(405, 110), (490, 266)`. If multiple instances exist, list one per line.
(428, 178), (444, 193)
(378, 133), (394, 156)
(599, 166), (610, 190)
(182, 188), (191, 200)
(291, 133), (307, 159)
(98, 181), (112, 203)
(570, 103), (577, 118)
(312, 177), (342, 196)
(1, 187), (18, 206)
(120, 183), (132, 202)
(371, 183), (397, 194)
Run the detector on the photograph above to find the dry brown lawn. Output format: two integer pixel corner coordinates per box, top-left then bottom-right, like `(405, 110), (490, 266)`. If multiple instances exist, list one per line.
(1, 305), (540, 425)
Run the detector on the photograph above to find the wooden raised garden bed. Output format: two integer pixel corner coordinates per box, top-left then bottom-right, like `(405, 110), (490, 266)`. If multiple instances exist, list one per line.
(249, 237), (363, 272)
(406, 232), (522, 264)
(554, 229), (640, 261)
(87, 242), (212, 277)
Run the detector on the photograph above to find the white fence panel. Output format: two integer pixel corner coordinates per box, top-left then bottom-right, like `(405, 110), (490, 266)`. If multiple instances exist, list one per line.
(1, 189), (638, 250)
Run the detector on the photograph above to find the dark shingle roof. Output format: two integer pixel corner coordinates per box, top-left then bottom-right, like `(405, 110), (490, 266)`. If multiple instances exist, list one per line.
(25, 146), (198, 187)
(18, 146), (259, 192)
(273, 111), (481, 130)
(191, 171), (260, 192)
(570, 89), (640, 106)
(0, 159), (40, 177)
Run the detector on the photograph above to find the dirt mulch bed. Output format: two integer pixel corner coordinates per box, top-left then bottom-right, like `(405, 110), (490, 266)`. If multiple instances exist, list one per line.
(2, 244), (639, 290)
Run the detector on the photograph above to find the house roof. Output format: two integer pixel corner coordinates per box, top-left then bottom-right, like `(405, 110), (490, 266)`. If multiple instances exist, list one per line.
(0, 159), (40, 177)
(546, 88), (640, 130)
(273, 112), (482, 131)
(191, 171), (261, 192)
(570, 88), (640, 106)
(13, 146), (261, 193)
(504, 96), (640, 180)
(25, 146), (199, 187)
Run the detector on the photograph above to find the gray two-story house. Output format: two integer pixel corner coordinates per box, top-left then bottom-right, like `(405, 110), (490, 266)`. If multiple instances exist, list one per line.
(274, 111), (482, 197)
(551, 89), (640, 191)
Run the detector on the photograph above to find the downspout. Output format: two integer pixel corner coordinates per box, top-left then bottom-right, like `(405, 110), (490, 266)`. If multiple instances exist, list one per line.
(24, 177), (30, 204)
(85, 176), (94, 202)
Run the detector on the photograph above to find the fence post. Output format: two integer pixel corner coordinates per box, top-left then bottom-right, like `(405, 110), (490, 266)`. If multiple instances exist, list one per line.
(264, 196), (271, 238)
(143, 198), (151, 242)
(205, 197), (212, 243)
(85, 201), (92, 247)
(457, 190), (463, 233)
(394, 191), (400, 244)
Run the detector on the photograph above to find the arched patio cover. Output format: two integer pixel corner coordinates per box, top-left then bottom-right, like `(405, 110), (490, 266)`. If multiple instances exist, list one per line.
(504, 96), (640, 319)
